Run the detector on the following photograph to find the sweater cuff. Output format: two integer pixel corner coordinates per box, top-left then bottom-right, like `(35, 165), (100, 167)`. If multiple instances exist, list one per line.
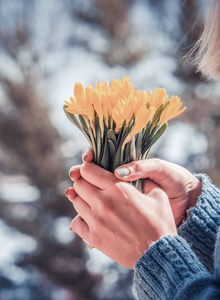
(134, 235), (209, 300)
(178, 174), (220, 272)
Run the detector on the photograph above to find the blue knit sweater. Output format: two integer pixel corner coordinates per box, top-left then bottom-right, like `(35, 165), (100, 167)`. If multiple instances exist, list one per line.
(134, 174), (220, 299)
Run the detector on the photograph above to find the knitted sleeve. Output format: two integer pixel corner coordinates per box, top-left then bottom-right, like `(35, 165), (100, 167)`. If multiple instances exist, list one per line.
(134, 235), (220, 300)
(178, 174), (220, 273)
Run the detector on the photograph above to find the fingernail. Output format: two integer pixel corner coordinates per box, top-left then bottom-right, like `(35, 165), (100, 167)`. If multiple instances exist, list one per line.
(69, 167), (76, 180)
(69, 170), (74, 180)
(115, 167), (130, 177)
(69, 226), (73, 231)
(65, 188), (70, 197)
(82, 151), (88, 162)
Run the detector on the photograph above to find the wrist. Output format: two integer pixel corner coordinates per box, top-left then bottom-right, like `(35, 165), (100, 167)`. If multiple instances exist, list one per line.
(188, 177), (202, 210)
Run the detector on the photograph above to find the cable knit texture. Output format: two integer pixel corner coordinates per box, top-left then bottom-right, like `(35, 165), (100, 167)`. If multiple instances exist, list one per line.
(215, 229), (220, 282)
(178, 174), (220, 272)
(134, 174), (220, 300)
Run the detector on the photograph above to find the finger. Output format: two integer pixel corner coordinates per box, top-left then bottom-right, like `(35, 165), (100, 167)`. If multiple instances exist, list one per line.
(69, 165), (81, 182)
(70, 215), (90, 242)
(65, 187), (77, 201)
(80, 162), (118, 190)
(72, 195), (92, 223)
(114, 159), (164, 182)
(69, 148), (94, 181)
(82, 147), (93, 163)
(74, 177), (102, 207)
(143, 179), (160, 195)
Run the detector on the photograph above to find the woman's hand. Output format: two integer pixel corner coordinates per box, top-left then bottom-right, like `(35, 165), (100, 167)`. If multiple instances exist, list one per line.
(69, 148), (202, 226)
(66, 159), (177, 270)
(114, 159), (202, 225)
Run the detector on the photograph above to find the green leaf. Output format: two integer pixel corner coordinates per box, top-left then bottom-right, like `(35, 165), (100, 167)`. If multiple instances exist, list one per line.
(94, 115), (102, 164)
(142, 147), (151, 159)
(107, 129), (116, 146)
(115, 126), (124, 148)
(142, 123), (167, 156)
(115, 120), (131, 148)
(141, 123), (151, 153)
(121, 120), (130, 140)
(107, 139), (116, 171)
(79, 115), (89, 132)
(135, 179), (143, 192)
(148, 123), (167, 148)
(112, 121), (135, 170)
(79, 115), (97, 162)
(135, 130), (142, 160)
(108, 139), (116, 159)
(63, 105), (82, 130)
(63, 106), (92, 146)
(100, 138), (110, 170)
(100, 123), (107, 160)
(142, 125), (158, 153)
(151, 104), (164, 128)
(149, 125), (158, 138)
(130, 137), (136, 161)
(142, 123), (167, 158)
(112, 146), (121, 171)
(123, 142), (131, 164)
(142, 122), (151, 141)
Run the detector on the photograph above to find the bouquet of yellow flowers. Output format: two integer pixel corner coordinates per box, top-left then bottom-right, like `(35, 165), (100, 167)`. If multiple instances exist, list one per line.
(64, 76), (185, 190)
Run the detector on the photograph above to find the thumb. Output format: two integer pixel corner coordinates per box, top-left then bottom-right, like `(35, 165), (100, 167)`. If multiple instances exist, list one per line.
(114, 159), (163, 182)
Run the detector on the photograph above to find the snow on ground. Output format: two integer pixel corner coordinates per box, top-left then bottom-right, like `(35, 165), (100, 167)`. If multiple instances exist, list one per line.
(0, 220), (36, 284)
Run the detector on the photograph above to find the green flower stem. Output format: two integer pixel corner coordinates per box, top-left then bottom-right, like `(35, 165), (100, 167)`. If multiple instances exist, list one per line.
(84, 116), (97, 162)
(136, 179), (143, 192)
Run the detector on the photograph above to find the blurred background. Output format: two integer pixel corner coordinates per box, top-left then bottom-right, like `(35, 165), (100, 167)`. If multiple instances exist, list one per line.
(0, 0), (220, 299)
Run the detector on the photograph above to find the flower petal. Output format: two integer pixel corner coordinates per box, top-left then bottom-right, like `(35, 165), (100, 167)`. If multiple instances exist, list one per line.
(122, 106), (155, 148)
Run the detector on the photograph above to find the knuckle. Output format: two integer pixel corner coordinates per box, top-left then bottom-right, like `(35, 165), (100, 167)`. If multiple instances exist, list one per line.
(90, 217), (104, 248)
(92, 214), (104, 228)
(133, 161), (144, 172)
(90, 231), (101, 248)
(80, 162), (87, 172)
(73, 178), (83, 191)
(151, 158), (161, 164)
(79, 164), (87, 179)
(80, 162), (92, 176)
(97, 198), (111, 216)
(151, 158), (165, 173)
(114, 181), (132, 200)
(115, 181), (129, 191)
(73, 181), (78, 193)
(97, 202), (105, 215)
(74, 194), (80, 203)
(149, 188), (164, 199)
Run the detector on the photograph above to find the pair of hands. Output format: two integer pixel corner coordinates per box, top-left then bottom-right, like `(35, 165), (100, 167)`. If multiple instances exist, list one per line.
(65, 148), (202, 269)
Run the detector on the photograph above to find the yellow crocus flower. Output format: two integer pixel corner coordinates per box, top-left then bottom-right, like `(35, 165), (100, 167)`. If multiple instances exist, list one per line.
(111, 76), (133, 100)
(159, 96), (186, 125)
(122, 106), (156, 148)
(64, 77), (185, 173)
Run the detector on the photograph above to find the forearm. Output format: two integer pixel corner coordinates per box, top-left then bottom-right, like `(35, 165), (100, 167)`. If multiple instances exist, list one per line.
(178, 174), (220, 273)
